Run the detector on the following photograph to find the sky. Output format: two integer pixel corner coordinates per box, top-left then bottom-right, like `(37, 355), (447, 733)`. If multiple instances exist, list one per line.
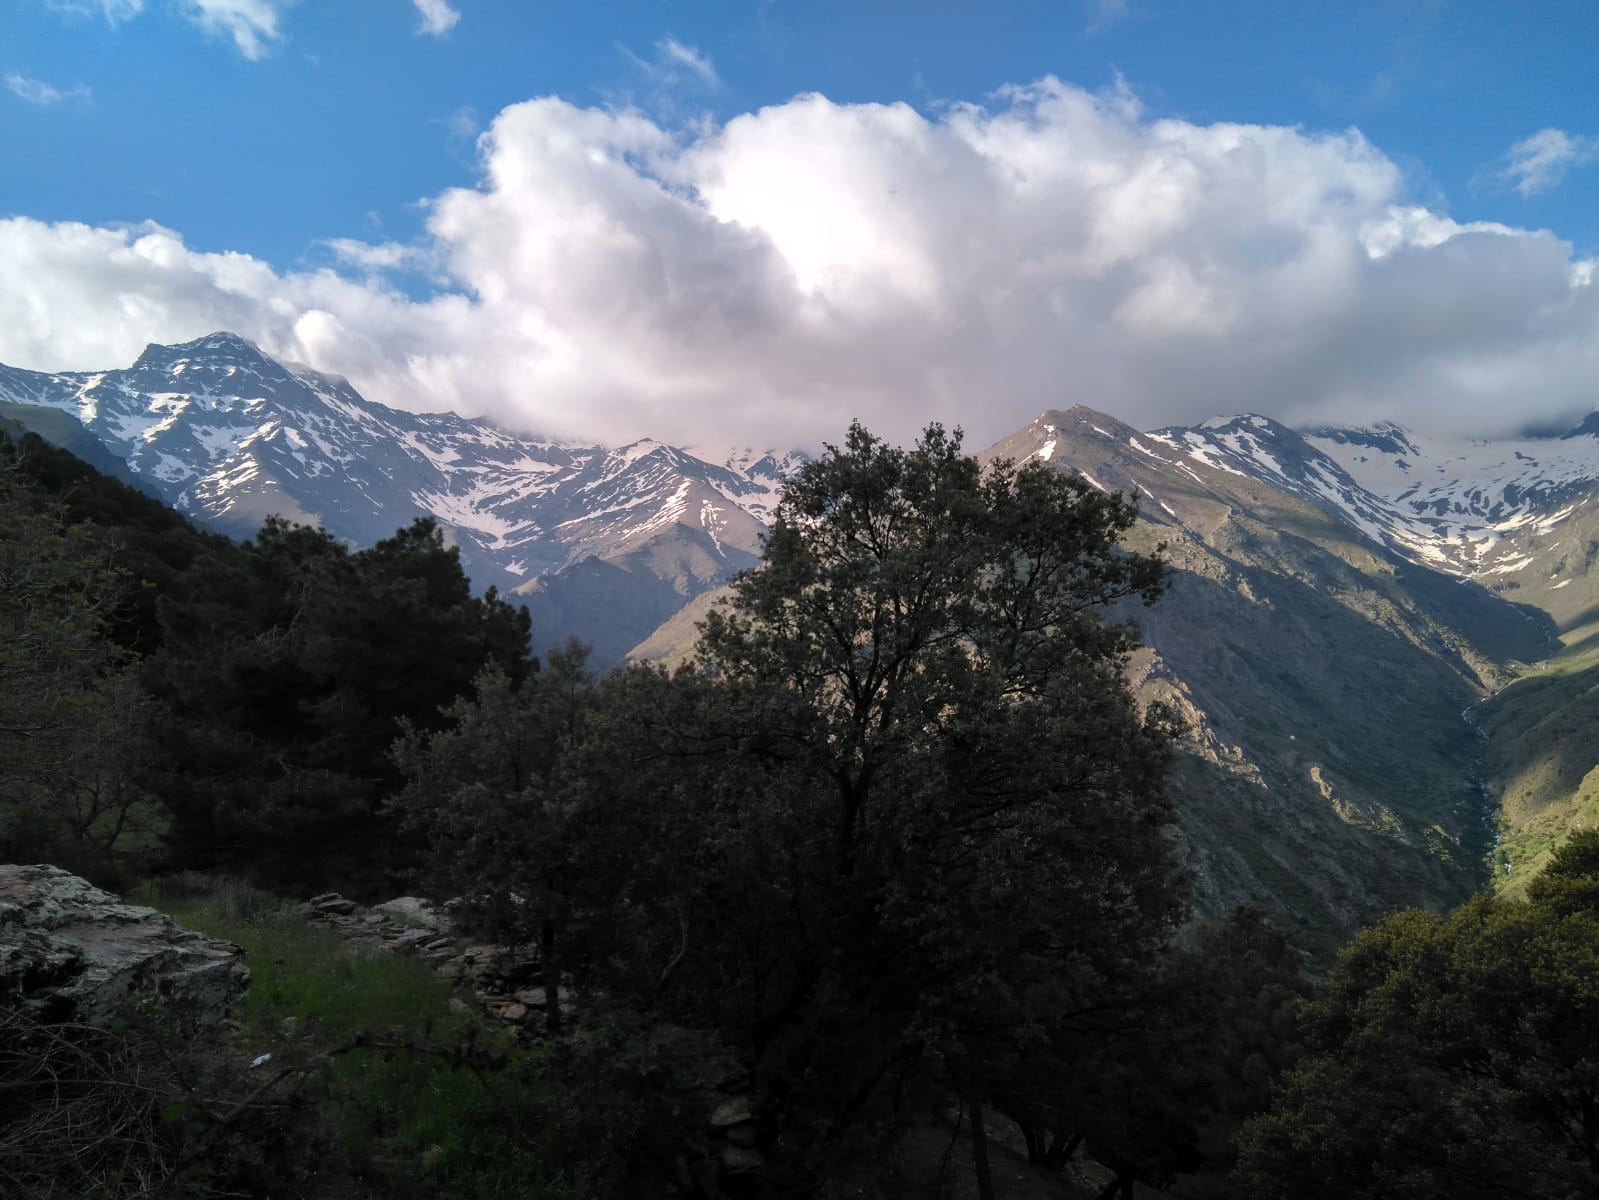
(1, 1), (1596, 452)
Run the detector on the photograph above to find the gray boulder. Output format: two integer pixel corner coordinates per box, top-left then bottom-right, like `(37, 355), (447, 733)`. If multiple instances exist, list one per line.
(373, 895), (445, 929)
(0, 864), (249, 1028)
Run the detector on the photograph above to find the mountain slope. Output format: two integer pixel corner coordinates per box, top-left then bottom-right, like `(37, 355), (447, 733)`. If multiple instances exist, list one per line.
(981, 409), (1555, 960)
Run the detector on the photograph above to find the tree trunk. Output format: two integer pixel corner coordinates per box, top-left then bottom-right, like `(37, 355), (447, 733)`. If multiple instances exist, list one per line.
(1021, 1122), (1042, 1163)
(968, 1092), (996, 1200)
(540, 917), (561, 1035)
(1046, 1130), (1083, 1169)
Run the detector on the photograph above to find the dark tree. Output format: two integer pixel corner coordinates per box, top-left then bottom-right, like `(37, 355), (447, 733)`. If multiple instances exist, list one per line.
(690, 422), (1182, 1153)
(990, 907), (1305, 1198)
(393, 640), (595, 1032)
(0, 434), (163, 879)
(146, 515), (532, 891)
(1238, 830), (1599, 1200)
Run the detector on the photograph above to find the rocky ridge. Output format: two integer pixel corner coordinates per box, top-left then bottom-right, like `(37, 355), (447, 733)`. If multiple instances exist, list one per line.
(0, 864), (249, 1029)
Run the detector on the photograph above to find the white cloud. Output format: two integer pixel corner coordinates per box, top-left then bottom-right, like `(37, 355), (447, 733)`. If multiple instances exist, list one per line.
(49, 0), (291, 58)
(2, 79), (1596, 452)
(656, 37), (717, 87)
(5, 72), (91, 106)
(177, 0), (291, 60)
(47, 1), (147, 23)
(1498, 128), (1599, 198)
(324, 237), (427, 273)
(413, 0), (460, 37)
(1086, 0), (1131, 33)
(622, 37), (719, 92)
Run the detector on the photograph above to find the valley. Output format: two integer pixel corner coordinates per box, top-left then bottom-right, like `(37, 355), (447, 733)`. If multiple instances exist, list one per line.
(6, 333), (1599, 961)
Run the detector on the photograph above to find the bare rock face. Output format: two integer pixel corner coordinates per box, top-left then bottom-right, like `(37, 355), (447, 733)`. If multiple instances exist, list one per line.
(0, 864), (249, 1028)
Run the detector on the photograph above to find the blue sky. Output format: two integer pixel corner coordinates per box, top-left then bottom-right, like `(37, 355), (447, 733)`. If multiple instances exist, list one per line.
(2, 1), (1595, 450)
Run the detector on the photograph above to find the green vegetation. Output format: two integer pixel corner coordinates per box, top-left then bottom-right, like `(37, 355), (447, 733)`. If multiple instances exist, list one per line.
(0, 429), (167, 883)
(0, 424), (534, 894)
(146, 513), (534, 894)
(1482, 638), (1599, 888)
(149, 878), (562, 1200)
(1238, 830), (1599, 1199)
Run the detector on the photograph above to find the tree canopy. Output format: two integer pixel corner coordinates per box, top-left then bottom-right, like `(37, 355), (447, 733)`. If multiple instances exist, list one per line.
(145, 515), (533, 892)
(1239, 828), (1599, 1200)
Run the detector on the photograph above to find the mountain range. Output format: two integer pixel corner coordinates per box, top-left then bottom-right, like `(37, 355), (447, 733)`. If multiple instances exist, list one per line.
(7, 332), (1599, 960)
(0, 333), (803, 665)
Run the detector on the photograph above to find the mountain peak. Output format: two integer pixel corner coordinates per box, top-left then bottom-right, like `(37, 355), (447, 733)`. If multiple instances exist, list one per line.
(1560, 412), (1599, 440)
(1036, 407), (1138, 440)
(133, 331), (266, 368)
(1303, 421), (1422, 459)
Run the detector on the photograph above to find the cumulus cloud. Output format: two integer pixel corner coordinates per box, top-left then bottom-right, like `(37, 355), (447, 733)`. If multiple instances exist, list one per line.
(5, 72), (91, 105)
(2, 79), (1596, 451)
(413, 0), (460, 37)
(1498, 128), (1599, 198)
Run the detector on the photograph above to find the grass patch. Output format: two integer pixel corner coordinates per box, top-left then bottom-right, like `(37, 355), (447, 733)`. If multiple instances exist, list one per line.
(143, 878), (565, 1200)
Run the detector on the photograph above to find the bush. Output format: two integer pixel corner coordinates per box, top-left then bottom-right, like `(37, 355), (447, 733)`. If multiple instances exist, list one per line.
(0, 1002), (349, 1199)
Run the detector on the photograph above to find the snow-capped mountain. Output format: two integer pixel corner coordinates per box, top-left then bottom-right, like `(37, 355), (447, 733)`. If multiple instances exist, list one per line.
(1095, 409), (1599, 623)
(1304, 422), (1599, 591)
(0, 332), (805, 663)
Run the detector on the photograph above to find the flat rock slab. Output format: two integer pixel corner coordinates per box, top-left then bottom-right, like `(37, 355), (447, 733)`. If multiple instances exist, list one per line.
(0, 864), (250, 1029)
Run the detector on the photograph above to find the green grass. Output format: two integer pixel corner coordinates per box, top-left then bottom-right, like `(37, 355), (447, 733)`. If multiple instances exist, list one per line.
(142, 878), (566, 1200)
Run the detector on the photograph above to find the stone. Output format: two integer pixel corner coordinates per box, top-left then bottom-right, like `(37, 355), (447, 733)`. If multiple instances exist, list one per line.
(519, 985), (573, 1008)
(496, 1002), (528, 1023)
(724, 1122), (758, 1147)
(709, 1096), (753, 1127)
(390, 928), (435, 953)
(0, 864), (249, 1029)
(373, 896), (445, 929)
(719, 1145), (763, 1172)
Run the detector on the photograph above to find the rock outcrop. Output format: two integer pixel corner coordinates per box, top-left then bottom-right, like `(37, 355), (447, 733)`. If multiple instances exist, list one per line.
(0, 864), (249, 1028)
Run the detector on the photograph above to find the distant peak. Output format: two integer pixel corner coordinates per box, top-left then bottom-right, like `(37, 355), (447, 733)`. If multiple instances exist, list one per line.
(1036, 407), (1136, 438)
(1304, 422), (1422, 457)
(133, 331), (269, 368)
(1195, 413), (1291, 434)
(189, 331), (261, 353)
(1557, 412), (1599, 440)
